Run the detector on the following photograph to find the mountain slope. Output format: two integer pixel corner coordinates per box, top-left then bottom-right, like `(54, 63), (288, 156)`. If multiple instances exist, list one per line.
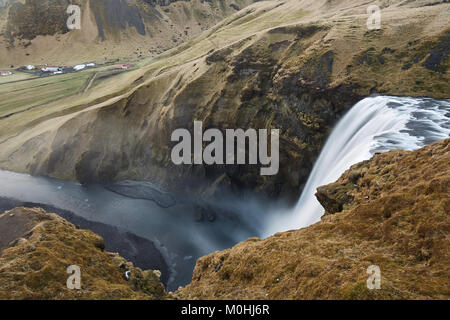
(176, 138), (450, 300)
(0, 0), (255, 67)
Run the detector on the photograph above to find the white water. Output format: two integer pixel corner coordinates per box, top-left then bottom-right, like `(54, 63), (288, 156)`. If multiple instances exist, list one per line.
(264, 96), (450, 236)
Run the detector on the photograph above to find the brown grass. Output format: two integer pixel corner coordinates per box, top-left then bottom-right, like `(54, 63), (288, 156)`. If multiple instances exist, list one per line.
(0, 207), (166, 300)
(176, 139), (450, 300)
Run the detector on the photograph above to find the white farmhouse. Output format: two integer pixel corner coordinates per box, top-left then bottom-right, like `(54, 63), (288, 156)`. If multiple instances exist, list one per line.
(73, 64), (86, 71)
(42, 66), (61, 72)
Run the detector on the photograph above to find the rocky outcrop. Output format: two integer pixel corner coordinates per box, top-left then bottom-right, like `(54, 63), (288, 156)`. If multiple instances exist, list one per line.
(0, 197), (171, 285)
(176, 138), (450, 299)
(0, 207), (167, 299)
(315, 163), (369, 215)
(6, 0), (71, 41)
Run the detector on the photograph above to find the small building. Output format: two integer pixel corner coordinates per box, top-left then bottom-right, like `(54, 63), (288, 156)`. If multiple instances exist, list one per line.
(42, 66), (62, 72)
(1, 71), (12, 76)
(73, 64), (86, 71)
(115, 64), (132, 69)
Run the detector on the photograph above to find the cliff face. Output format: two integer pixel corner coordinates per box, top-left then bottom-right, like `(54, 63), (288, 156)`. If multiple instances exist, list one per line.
(176, 138), (450, 300)
(6, 0), (71, 40)
(0, 197), (171, 285)
(0, 207), (167, 299)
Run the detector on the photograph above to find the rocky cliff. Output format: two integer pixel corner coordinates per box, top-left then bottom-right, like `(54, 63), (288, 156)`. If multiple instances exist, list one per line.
(0, 206), (167, 299)
(176, 138), (450, 299)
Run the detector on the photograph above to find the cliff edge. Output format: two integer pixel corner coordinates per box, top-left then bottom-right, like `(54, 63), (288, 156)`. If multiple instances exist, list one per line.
(176, 138), (450, 299)
(0, 207), (167, 299)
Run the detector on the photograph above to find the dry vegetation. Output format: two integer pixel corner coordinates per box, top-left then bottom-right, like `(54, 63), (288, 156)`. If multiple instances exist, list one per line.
(0, 0), (449, 300)
(176, 139), (450, 299)
(0, 207), (167, 299)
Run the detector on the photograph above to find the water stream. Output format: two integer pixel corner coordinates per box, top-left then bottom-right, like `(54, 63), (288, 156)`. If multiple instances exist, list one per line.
(264, 96), (450, 236)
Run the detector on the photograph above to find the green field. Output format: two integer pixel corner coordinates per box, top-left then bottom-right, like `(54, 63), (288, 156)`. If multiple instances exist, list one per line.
(0, 72), (92, 118)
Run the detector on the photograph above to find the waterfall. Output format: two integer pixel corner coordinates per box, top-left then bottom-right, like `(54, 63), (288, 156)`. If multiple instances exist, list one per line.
(264, 96), (450, 237)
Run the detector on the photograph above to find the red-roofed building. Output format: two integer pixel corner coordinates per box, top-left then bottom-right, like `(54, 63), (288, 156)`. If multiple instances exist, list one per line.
(115, 64), (132, 69)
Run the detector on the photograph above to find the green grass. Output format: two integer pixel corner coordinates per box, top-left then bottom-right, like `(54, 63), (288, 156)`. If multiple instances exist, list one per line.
(0, 72), (35, 84)
(0, 72), (91, 118)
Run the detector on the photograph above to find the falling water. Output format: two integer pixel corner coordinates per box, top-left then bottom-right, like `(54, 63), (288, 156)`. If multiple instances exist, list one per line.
(264, 96), (450, 236)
